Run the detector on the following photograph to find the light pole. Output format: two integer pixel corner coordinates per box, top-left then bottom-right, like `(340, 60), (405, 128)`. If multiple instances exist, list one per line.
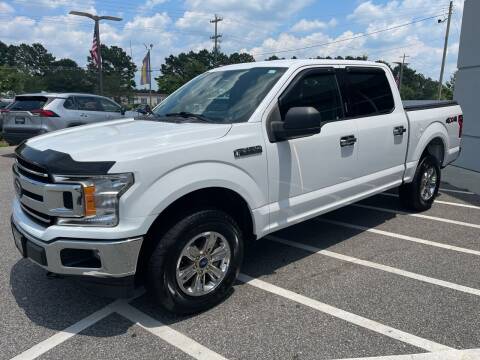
(437, 1), (453, 100)
(69, 11), (123, 95)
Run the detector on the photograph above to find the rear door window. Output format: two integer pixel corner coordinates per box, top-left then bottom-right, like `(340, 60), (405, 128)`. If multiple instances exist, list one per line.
(10, 97), (49, 111)
(63, 97), (76, 110)
(342, 68), (395, 118)
(75, 96), (102, 111)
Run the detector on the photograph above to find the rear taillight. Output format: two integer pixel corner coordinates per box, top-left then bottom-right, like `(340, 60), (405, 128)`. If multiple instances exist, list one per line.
(458, 114), (463, 138)
(31, 109), (59, 117)
(0, 109), (9, 113)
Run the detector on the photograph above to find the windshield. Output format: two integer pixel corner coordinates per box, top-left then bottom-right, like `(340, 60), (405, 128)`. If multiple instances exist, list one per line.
(153, 67), (287, 123)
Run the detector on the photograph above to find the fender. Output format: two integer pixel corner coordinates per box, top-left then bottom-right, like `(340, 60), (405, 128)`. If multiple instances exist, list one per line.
(404, 121), (449, 182)
(122, 161), (267, 234)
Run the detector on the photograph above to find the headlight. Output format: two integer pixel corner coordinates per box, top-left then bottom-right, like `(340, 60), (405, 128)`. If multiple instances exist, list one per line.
(54, 173), (134, 227)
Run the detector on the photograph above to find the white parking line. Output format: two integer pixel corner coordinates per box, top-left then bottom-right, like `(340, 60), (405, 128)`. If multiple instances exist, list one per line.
(238, 274), (452, 352)
(336, 348), (480, 360)
(9, 292), (228, 360)
(379, 193), (480, 210)
(117, 303), (228, 360)
(439, 188), (475, 195)
(267, 235), (480, 297)
(352, 204), (480, 229)
(317, 218), (480, 256)
(10, 299), (125, 360)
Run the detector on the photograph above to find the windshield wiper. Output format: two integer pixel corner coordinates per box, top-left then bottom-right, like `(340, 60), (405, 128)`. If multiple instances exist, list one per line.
(165, 112), (210, 122)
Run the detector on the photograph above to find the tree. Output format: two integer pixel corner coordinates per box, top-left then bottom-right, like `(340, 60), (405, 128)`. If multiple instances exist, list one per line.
(156, 49), (255, 94)
(44, 59), (93, 93)
(87, 44), (137, 98)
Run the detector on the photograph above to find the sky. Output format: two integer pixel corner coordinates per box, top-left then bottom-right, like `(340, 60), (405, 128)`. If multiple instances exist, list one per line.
(0, 0), (465, 90)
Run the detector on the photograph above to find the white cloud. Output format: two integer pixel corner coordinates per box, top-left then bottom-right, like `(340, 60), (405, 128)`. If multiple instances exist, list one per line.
(14, 0), (95, 10)
(139, 0), (168, 12)
(0, 1), (14, 13)
(248, 30), (367, 60)
(291, 18), (337, 32)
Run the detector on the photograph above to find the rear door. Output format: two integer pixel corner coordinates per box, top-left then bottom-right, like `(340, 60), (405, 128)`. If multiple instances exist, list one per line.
(339, 66), (408, 190)
(74, 96), (108, 124)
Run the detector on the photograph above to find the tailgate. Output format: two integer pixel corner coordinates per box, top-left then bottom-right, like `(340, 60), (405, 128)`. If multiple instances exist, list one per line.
(4, 96), (50, 127)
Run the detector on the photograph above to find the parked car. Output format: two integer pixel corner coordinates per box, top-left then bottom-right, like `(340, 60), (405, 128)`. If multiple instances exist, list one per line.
(11, 60), (462, 314)
(2, 93), (128, 145)
(134, 103), (152, 114)
(0, 98), (13, 132)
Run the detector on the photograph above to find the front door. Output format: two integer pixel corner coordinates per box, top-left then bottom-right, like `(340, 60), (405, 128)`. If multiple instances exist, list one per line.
(265, 67), (360, 232)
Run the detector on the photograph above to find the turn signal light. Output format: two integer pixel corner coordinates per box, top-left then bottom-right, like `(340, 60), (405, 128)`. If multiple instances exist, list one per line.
(83, 185), (96, 217)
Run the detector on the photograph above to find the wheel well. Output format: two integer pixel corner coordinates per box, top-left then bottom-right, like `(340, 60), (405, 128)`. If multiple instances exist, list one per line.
(422, 137), (445, 166)
(135, 187), (255, 281)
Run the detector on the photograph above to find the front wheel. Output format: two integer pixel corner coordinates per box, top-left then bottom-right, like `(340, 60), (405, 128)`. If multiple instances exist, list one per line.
(399, 155), (441, 211)
(147, 209), (244, 314)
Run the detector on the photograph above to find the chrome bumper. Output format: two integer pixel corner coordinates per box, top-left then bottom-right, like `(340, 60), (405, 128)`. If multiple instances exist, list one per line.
(11, 217), (143, 278)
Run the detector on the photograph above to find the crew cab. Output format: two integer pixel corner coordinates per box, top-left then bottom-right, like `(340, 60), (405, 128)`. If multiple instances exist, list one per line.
(10, 60), (462, 314)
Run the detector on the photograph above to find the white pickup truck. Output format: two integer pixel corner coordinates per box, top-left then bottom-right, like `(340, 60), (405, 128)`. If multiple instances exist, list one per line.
(11, 60), (462, 313)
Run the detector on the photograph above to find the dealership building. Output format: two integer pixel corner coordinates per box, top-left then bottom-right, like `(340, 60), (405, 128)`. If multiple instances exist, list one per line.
(454, 0), (480, 171)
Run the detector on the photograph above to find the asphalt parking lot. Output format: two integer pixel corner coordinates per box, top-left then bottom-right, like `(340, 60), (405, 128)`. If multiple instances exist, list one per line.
(1, 145), (480, 360)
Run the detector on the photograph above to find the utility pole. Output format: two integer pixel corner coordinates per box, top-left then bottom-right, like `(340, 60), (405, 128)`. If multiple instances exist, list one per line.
(438, 1), (453, 99)
(69, 11), (122, 95)
(393, 54), (409, 93)
(210, 14), (223, 66)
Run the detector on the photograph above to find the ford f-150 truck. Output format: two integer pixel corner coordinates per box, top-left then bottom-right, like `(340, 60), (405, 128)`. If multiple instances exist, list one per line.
(10, 60), (462, 314)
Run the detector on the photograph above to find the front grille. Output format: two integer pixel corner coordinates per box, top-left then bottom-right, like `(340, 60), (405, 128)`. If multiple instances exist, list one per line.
(20, 203), (54, 225)
(14, 156), (85, 226)
(16, 156), (51, 183)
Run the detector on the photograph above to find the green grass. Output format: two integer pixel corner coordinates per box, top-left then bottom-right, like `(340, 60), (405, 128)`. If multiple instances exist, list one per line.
(0, 136), (9, 147)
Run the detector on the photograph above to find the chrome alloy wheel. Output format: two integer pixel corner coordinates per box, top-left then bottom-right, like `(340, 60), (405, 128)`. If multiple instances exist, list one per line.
(176, 231), (232, 297)
(420, 165), (438, 201)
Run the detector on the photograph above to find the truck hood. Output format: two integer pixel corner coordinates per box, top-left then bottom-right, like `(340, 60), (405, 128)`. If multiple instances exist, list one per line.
(26, 119), (232, 162)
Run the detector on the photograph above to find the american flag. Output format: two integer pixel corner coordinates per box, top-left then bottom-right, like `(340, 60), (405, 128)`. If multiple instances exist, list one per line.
(90, 29), (100, 68)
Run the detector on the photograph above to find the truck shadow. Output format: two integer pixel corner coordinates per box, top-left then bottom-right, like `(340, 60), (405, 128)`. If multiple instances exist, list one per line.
(9, 183), (480, 336)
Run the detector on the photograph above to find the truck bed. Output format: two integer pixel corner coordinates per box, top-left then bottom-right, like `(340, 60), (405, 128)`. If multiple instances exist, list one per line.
(403, 100), (458, 111)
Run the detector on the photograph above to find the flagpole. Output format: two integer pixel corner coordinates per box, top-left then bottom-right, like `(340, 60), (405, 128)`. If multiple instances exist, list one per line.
(95, 19), (103, 95)
(149, 48), (152, 108)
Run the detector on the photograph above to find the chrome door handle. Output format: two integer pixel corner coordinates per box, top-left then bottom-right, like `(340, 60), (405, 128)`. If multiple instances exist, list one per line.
(393, 125), (406, 136)
(340, 135), (357, 147)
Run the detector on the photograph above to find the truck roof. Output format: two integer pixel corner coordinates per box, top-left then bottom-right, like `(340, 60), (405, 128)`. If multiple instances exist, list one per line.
(212, 59), (388, 72)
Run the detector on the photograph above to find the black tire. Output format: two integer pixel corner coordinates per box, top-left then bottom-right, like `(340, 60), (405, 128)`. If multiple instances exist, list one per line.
(399, 155), (441, 211)
(146, 209), (244, 314)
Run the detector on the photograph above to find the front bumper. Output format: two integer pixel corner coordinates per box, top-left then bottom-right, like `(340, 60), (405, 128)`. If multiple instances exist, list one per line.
(11, 217), (143, 279)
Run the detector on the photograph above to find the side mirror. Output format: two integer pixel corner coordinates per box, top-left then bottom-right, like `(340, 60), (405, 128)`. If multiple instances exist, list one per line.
(270, 107), (322, 142)
(120, 107), (126, 115)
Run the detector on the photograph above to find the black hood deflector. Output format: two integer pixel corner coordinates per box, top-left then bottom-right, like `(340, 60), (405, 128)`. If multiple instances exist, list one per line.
(15, 143), (115, 175)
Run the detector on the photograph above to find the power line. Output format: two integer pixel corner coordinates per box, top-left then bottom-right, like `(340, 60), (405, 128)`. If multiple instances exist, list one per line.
(251, 13), (446, 56)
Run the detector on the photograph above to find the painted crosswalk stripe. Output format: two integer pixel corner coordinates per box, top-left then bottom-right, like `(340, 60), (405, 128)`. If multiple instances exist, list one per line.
(317, 218), (480, 256)
(238, 273), (451, 352)
(267, 235), (480, 297)
(379, 192), (480, 209)
(352, 203), (480, 229)
(117, 304), (228, 360)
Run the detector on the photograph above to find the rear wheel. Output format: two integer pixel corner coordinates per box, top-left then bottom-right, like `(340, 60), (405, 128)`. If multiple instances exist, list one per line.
(399, 155), (440, 211)
(147, 209), (243, 314)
